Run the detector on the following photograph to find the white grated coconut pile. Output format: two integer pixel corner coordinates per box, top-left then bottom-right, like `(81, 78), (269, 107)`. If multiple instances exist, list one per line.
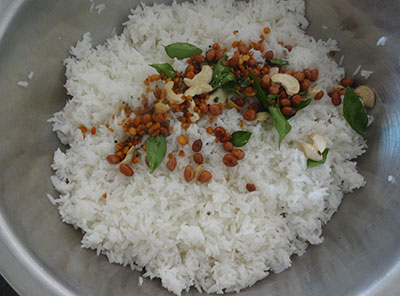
(49, 0), (367, 294)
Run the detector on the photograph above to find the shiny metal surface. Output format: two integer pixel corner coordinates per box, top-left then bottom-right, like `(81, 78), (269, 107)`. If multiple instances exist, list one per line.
(0, 0), (399, 295)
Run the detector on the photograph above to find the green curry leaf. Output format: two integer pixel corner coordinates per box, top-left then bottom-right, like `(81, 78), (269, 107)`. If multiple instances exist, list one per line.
(146, 135), (167, 173)
(343, 87), (368, 137)
(231, 131), (252, 147)
(149, 63), (176, 79)
(164, 42), (202, 59)
(307, 149), (329, 168)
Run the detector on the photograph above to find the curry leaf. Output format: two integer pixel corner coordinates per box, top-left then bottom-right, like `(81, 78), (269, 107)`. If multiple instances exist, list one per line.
(211, 55), (230, 87)
(219, 72), (237, 86)
(146, 135), (167, 173)
(269, 102), (292, 147)
(307, 149), (329, 168)
(150, 63), (176, 79)
(164, 42), (202, 59)
(343, 87), (368, 137)
(247, 70), (270, 110)
(299, 90), (308, 96)
(240, 77), (251, 88)
(231, 131), (252, 147)
(269, 59), (289, 66)
(294, 98), (312, 111)
(221, 82), (240, 94)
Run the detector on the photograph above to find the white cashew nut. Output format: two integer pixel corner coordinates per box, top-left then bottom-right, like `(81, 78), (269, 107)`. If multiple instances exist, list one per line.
(271, 73), (300, 96)
(206, 88), (227, 105)
(188, 100), (200, 123)
(355, 85), (375, 108)
(255, 112), (271, 121)
(303, 86), (321, 99)
(269, 67), (280, 76)
(298, 133), (327, 162)
(155, 101), (170, 114)
(165, 81), (184, 104)
(184, 82), (213, 97)
(121, 146), (135, 165)
(184, 65), (213, 87)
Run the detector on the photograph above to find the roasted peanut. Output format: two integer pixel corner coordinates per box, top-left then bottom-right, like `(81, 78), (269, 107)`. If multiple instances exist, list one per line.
(166, 157), (177, 171)
(192, 139), (203, 152)
(247, 58), (257, 67)
(232, 149), (245, 160)
(214, 126), (226, 139)
(184, 165), (195, 182)
(192, 54), (205, 64)
(243, 109), (257, 121)
(198, 102), (209, 114)
(246, 184), (256, 192)
(228, 56), (239, 68)
(249, 102), (262, 112)
(219, 133), (232, 143)
(331, 91), (342, 106)
(193, 153), (204, 164)
(223, 154), (238, 167)
(268, 85), (280, 94)
(209, 103), (223, 116)
(160, 127), (169, 137)
(198, 170), (212, 183)
(300, 79), (310, 91)
(264, 50), (274, 60)
(223, 141), (233, 152)
(261, 74), (271, 89)
(238, 43), (248, 54)
(215, 50), (225, 61)
(303, 68), (312, 80)
(281, 107), (296, 116)
(291, 94), (302, 106)
(293, 71), (305, 82)
(280, 98), (292, 107)
(119, 163), (134, 177)
(143, 114), (151, 124)
(310, 69), (319, 82)
(314, 90), (324, 100)
(244, 86), (257, 97)
(106, 155), (121, 164)
(234, 97), (245, 107)
(206, 49), (216, 62)
(340, 77), (353, 87)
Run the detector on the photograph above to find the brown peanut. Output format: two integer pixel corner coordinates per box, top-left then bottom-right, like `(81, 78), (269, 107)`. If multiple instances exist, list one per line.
(246, 184), (256, 192)
(264, 50), (274, 60)
(184, 165), (195, 182)
(223, 141), (233, 152)
(214, 126), (226, 139)
(193, 153), (204, 164)
(229, 55), (239, 67)
(293, 71), (305, 82)
(340, 77), (353, 87)
(303, 68), (312, 80)
(243, 109), (257, 121)
(232, 149), (245, 160)
(310, 69), (319, 82)
(206, 49), (216, 62)
(315, 90), (324, 100)
(244, 86), (257, 97)
(223, 154), (238, 167)
(192, 139), (203, 152)
(261, 74), (271, 89)
(166, 157), (177, 171)
(247, 58), (257, 67)
(300, 79), (310, 91)
(209, 104), (223, 116)
(192, 54), (205, 64)
(281, 107), (296, 116)
(331, 91), (342, 106)
(238, 43), (248, 54)
(106, 155), (121, 164)
(119, 163), (134, 177)
(291, 94), (302, 106)
(280, 99), (292, 107)
(268, 85), (280, 94)
(198, 170), (212, 183)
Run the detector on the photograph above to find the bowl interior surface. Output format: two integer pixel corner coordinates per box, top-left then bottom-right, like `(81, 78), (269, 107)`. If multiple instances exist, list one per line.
(0, 0), (399, 295)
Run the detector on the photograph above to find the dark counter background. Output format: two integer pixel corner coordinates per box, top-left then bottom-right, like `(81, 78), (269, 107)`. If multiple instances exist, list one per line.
(0, 276), (17, 296)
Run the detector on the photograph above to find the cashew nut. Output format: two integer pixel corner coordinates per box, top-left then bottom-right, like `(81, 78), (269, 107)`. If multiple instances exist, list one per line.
(184, 65), (213, 87)
(227, 99), (242, 111)
(269, 67), (280, 76)
(188, 100), (200, 123)
(255, 112), (271, 121)
(308, 133), (327, 153)
(332, 85), (344, 91)
(298, 133), (327, 162)
(184, 82), (213, 97)
(155, 101), (170, 114)
(271, 73), (300, 96)
(298, 142), (323, 162)
(165, 81), (184, 104)
(355, 85), (375, 108)
(206, 88), (227, 105)
(303, 86), (321, 99)
(121, 146), (135, 165)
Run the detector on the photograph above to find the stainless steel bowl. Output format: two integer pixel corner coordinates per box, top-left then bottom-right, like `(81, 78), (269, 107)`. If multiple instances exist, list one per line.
(0, 0), (399, 295)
